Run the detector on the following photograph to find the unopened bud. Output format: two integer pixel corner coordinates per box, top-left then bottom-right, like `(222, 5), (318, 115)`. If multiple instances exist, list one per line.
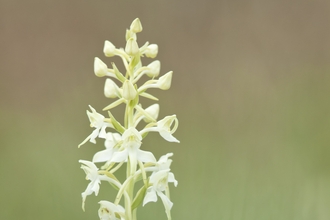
(125, 38), (139, 56)
(145, 44), (158, 58)
(94, 57), (108, 77)
(146, 60), (160, 78)
(144, 104), (160, 122)
(157, 71), (172, 90)
(123, 80), (137, 100)
(130, 18), (143, 33)
(104, 78), (119, 98)
(103, 40), (116, 57)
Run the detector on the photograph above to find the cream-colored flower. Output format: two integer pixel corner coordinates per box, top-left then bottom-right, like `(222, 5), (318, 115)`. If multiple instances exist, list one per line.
(130, 18), (143, 33)
(144, 44), (158, 58)
(104, 78), (119, 98)
(103, 40), (116, 57)
(93, 132), (122, 163)
(141, 115), (179, 143)
(143, 169), (177, 219)
(98, 200), (126, 220)
(78, 105), (112, 147)
(125, 38), (139, 56)
(122, 80), (137, 100)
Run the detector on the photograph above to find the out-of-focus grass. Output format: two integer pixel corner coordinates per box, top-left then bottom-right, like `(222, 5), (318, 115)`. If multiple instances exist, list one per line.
(1, 68), (330, 220)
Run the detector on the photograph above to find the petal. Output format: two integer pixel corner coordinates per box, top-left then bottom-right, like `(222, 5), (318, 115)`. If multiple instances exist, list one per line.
(89, 128), (100, 144)
(158, 191), (173, 219)
(143, 188), (158, 206)
(159, 130), (180, 143)
(168, 172), (178, 187)
(111, 150), (128, 163)
(93, 149), (113, 163)
(137, 150), (156, 163)
(99, 125), (108, 139)
(91, 180), (101, 196)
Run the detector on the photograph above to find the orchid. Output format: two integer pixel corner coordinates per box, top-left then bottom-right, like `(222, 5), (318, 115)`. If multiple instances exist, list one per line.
(98, 201), (126, 220)
(111, 128), (156, 173)
(78, 18), (179, 220)
(78, 105), (112, 147)
(143, 169), (178, 220)
(79, 160), (103, 210)
(93, 132), (122, 163)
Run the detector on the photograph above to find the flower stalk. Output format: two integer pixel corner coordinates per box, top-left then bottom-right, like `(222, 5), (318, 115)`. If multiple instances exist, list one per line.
(78, 18), (179, 220)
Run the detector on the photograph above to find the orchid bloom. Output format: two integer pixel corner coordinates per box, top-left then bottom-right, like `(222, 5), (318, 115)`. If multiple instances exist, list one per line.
(78, 105), (112, 147)
(93, 132), (122, 163)
(111, 127), (156, 172)
(79, 160), (102, 210)
(98, 200), (126, 220)
(143, 169), (178, 219)
(141, 115), (179, 143)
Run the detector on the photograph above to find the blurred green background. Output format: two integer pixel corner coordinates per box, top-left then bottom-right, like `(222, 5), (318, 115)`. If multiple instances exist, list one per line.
(1, 0), (330, 219)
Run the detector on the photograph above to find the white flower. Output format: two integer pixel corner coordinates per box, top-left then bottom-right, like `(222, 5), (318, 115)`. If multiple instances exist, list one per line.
(98, 200), (126, 220)
(143, 169), (178, 219)
(104, 40), (116, 57)
(78, 106), (112, 147)
(104, 78), (119, 98)
(93, 133), (122, 163)
(79, 160), (102, 210)
(143, 103), (159, 123)
(125, 38), (139, 56)
(157, 71), (172, 90)
(94, 57), (116, 78)
(138, 71), (173, 92)
(146, 60), (160, 78)
(130, 18), (143, 33)
(141, 115), (179, 143)
(94, 57), (108, 77)
(133, 104), (160, 127)
(111, 127), (156, 170)
(145, 44), (158, 58)
(156, 153), (173, 171)
(122, 80), (137, 101)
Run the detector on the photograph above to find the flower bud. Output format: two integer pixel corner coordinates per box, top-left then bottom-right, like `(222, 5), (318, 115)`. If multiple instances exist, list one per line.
(157, 71), (172, 90)
(122, 80), (137, 100)
(145, 44), (158, 58)
(144, 104), (160, 122)
(94, 57), (108, 77)
(125, 38), (139, 56)
(146, 60), (160, 78)
(130, 18), (143, 33)
(157, 115), (179, 143)
(103, 40), (116, 57)
(104, 78), (119, 98)
(126, 29), (137, 41)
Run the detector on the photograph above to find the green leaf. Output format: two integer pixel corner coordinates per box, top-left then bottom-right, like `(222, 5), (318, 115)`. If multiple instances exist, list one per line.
(103, 98), (125, 111)
(131, 185), (147, 210)
(112, 62), (126, 82)
(107, 111), (125, 134)
(139, 92), (158, 101)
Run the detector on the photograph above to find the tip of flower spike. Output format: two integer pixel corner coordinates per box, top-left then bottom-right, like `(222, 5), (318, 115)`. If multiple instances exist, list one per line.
(130, 18), (143, 33)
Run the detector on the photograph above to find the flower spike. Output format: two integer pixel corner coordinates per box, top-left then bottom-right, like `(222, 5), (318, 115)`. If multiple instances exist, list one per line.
(78, 18), (179, 220)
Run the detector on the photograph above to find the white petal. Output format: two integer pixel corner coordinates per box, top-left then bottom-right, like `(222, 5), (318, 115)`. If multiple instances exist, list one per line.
(99, 125), (108, 139)
(168, 172), (178, 187)
(158, 191), (173, 219)
(93, 149), (113, 163)
(137, 150), (156, 163)
(111, 150), (128, 163)
(159, 130), (180, 143)
(143, 188), (158, 206)
(89, 128), (100, 144)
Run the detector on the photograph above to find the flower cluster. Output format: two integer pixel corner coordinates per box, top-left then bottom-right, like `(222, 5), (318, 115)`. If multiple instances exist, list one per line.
(78, 18), (179, 220)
